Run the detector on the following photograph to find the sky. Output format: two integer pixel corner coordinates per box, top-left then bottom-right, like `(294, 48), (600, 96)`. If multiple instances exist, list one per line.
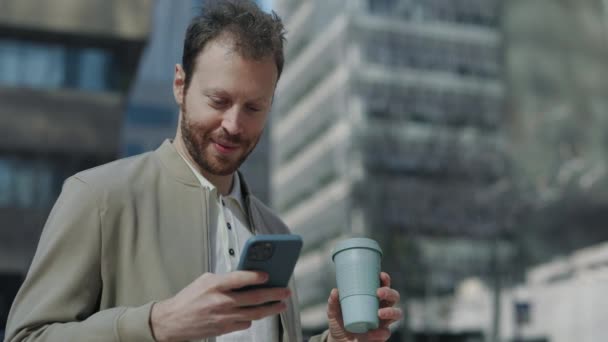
(257, 0), (273, 12)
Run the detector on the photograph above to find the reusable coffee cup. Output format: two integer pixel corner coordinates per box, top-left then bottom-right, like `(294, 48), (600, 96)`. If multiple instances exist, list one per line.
(331, 237), (383, 333)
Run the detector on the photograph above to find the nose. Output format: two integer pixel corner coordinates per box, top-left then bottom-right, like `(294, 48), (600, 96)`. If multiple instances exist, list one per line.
(221, 106), (243, 136)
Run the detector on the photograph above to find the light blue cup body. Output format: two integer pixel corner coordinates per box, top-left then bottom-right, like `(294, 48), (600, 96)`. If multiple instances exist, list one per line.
(332, 238), (383, 334)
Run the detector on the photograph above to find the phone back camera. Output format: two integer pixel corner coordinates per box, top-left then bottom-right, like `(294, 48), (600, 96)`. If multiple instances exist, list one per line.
(248, 242), (274, 261)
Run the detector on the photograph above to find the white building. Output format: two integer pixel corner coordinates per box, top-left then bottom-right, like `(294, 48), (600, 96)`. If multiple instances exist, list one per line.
(509, 242), (608, 342)
(271, 0), (506, 334)
(428, 241), (608, 342)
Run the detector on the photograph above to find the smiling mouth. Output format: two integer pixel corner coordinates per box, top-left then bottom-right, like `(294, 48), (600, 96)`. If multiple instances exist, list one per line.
(213, 141), (239, 154)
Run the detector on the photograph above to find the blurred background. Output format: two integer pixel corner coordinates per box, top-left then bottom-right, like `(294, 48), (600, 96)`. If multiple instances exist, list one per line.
(1, 0), (607, 341)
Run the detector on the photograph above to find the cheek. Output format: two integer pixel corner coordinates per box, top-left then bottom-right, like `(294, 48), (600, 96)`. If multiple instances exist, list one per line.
(185, 104), (222, 128)
(184, 96), (205, 115)
(244, 121), (266, 140)
(246, 114), (268, 133)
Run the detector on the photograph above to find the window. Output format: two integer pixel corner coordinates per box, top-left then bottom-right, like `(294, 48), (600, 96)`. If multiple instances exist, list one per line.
(0, 156), (62, 209)
(368, 0), (499, 28)
(0, 159), (11, 207)
(0, 41), (65, 89)
(74, 48), (112, 91)
(125, 104), (176, 126)
(0, 39), (116, 92)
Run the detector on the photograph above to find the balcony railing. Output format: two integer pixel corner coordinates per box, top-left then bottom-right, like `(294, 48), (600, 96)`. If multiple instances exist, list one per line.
(274, 66), (348, 165)
(273, 120), (349, 211)
(356, 119), (507, 183)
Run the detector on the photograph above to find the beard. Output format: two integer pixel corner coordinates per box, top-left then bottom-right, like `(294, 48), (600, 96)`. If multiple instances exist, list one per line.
(180, 106), (261, 176)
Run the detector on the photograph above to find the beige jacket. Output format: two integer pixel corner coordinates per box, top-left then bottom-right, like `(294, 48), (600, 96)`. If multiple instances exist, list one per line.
(6, 140), (329, 342)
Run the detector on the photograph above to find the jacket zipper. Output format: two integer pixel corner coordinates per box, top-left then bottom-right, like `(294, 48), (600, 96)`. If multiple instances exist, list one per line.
(203, 188), (212, 342)
(245, 195), (289, 341)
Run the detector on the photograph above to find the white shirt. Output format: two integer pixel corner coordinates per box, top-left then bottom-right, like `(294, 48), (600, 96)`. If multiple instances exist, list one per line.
(179, 153), (280, 342)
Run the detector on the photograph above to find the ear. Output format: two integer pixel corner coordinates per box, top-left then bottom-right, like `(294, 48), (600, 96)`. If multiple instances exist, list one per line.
(173, 64), (186, 107)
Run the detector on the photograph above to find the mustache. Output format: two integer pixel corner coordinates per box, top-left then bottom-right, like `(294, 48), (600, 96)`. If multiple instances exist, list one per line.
(211, 129), (243, 145)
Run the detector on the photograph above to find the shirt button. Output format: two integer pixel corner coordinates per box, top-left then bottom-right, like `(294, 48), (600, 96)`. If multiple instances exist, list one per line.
(229, 248), (235, 256)
(227, 222), (232, 230)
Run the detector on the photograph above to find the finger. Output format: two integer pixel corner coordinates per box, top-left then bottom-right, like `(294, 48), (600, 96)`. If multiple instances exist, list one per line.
(377, 287), (400, 307)
(232, 300), (288, 321)
(366, 327), (391, 341)
(231, 287), (291, 307)
(326, 288), (342, 319)
(215, 271), (268, 291)
(380, 272), (391, 288)
(378, 307), (403, 325)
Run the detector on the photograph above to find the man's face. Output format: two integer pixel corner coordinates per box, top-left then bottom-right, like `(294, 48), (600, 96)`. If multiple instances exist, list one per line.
(174, 37), (277, 176)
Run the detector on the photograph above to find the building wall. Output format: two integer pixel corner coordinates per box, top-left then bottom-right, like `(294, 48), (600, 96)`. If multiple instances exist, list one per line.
(426, 241), (608, 342)
(511, 243), (608, 342)
(271, 0), (507, 333)
(0, 0), (152, 333)
(405, 3), (608, 339)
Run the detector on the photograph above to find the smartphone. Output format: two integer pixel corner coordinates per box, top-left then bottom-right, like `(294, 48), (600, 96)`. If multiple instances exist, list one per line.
(236, 234), (303, 290)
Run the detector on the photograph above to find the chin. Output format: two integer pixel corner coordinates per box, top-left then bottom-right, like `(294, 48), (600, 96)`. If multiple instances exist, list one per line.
(209, 164), (234, 175)
(206, 159), (241, 176)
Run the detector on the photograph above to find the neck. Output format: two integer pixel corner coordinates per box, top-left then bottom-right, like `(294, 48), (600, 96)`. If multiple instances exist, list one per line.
(173, 136), (234, 195)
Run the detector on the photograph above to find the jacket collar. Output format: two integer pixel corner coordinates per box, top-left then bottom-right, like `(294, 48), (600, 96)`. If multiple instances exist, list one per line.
(155, 139), (253, 199)
(155, 139), (200, 187)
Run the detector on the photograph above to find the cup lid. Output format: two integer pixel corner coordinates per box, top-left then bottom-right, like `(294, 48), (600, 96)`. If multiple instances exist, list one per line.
(332, 237), (383, 261)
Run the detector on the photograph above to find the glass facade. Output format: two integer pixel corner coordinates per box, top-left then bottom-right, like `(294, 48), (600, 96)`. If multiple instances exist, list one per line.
(273, 0), (608, 341)
(363, 33), (499, 79)
(125, 104), (176, 126)
(0, 39), (118, 92)
(0, 0), (152, 337)
(368, 0), (499, 27)
(0, 38), (126, 211)
(0, 156), (56, 209)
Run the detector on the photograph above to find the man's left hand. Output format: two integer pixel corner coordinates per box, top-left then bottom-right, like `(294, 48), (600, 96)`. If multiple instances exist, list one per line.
(326, 272), (402, 342)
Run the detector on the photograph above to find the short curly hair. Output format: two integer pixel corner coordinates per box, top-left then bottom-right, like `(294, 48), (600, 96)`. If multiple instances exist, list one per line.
(182, 0), (286, 89)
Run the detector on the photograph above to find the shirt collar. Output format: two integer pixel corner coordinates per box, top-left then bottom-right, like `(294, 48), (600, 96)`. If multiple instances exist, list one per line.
(180, 154), (216, 191)
(177, 151), (245, 212)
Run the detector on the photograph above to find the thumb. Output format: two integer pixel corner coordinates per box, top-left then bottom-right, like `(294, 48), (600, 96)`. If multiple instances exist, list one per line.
(327, 288), (341, 319)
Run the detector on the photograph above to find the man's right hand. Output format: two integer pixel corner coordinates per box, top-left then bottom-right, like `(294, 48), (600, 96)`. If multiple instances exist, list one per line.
(149, 271), (290, 342)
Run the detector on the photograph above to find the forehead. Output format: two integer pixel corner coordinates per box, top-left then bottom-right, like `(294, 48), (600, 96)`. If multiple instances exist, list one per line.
(190, 37), (278, 96)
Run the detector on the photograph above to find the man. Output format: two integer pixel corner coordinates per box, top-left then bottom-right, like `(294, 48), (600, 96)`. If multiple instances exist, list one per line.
(5, 1), (402, 341)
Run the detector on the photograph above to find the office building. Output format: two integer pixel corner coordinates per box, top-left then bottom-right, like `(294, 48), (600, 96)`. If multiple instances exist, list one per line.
(0, 0), (152, 331)
(271, 0), (507, 334)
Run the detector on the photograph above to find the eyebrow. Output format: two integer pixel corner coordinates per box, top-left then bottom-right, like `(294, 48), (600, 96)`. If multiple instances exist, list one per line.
(203, 88), (229, 97)
(203, 88), (269, 102)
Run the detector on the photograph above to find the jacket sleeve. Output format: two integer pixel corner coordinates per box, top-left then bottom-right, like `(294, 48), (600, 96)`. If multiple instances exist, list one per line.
(4, 177), (156, 342)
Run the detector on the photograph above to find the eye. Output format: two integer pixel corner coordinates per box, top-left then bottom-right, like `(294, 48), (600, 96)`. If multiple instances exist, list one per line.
(209, 96), (229, 108)
(246, 105), (261, 112)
